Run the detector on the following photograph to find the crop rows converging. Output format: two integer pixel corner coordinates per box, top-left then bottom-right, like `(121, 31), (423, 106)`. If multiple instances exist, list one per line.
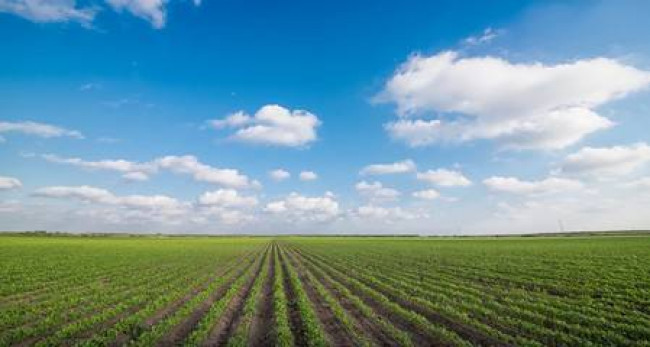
(1, 235), (649, 346)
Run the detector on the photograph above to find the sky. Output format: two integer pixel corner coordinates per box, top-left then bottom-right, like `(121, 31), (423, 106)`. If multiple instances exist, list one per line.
(2, 0), (650, 235)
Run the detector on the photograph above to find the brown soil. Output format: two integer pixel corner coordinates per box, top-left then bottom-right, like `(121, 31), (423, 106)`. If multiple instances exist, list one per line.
(278, 247), (309, 347)
(201, 250), (269, 346)
(108, 252), (257, 347)
(285, 248), (400, 347)
(321, 255), (511, 347)
(293, 248), (439, 346)
(248, 244), (276, 347)
(283, 250), (356, 346)
(154, 250), (264, 346)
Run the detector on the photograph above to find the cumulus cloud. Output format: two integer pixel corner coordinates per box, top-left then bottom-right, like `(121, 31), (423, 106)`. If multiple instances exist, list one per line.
(197, 189), (258, 208)
(33, 185), (185, 210)
(208, 111), (252, 129)
(360, 159), (416, 175)
(299, 171), (318, 181)
(412, 189), (440, 200)
(352, 205), (426, 221)
(264, 192), (339, 222)
(0, 0), (97, 25)
(560, 143), (650, 177)
(35, 185), (113, 203)
(355, 181), (400, 202)
(196, 207), (254, 225)
(379, 51), (650, 149)
(0, 176), (22, 190)
(32, 185), (256, 226)
(416, 169), (472, 187)
(42, 154), (154, 181)
(154, 155), (257, 188)
(483, 176), (584, 195)
(0, 121), (83, 140)
(195, 189), (258, 224)
(269, 169), (290, 182)
(40, 153), (257, 187)
(209, 105), (321, 147)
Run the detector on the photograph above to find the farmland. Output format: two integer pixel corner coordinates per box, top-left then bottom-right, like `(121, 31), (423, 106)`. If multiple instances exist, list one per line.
(1, 234), (649, 346)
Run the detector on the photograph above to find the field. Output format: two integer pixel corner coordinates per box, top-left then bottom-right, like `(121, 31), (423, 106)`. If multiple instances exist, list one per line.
(1, 234), (649, 346)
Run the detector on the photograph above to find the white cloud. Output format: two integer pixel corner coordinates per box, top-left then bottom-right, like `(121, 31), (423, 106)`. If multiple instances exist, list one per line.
(0, 121), (83, 139)
(117, 194), (184, 210)
(0, 0), (97, 25)
(379, 51), (650, 149)
(40, 153), (257, 187)
(416, 169), (472, 187)
(625, 177), (650, 189)
(154, 155), (256, 188)
(412, 189), (440, 200)
(352, 205), (425, 221)
(38, 152), (260, 188)
(483, 176), (584, 195)
(299, 171), (318, 181)
(121, 171), (149, 181)
(463, 27), (501, 46)
(269, 169), (290, 182)
(105, 0), (166, 29)
(560, 143), (650, 176)
(208, 111), (252, 129)
(0, 0), (201, 28)
(384, 119), (441, 147)
(197, 189), (258, 208)
(196, 207), (254, 225)
(264, 192), (339, 222)
(34, 185), (115, 205)
(32, 185), (256, 226)
(0, 176), (22, 190)
(355, 181), (400, 202)
(31, 185), (206, 225)
(210, 104), (321, 147)
(42, 154), (154, 181)
(360, 159), (415, 175)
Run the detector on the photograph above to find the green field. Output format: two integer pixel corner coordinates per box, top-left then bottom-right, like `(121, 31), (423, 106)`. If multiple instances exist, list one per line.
(1, 234), (649, 346)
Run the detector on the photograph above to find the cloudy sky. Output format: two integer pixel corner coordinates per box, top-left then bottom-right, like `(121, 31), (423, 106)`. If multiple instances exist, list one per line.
(2, 0), (650, 234)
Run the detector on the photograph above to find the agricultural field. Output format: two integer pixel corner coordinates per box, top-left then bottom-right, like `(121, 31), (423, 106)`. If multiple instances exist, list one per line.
(1, 234), (649, 346)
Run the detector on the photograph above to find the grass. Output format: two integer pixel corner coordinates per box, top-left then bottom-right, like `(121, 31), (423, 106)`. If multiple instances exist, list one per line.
(1, 233), (649, 346)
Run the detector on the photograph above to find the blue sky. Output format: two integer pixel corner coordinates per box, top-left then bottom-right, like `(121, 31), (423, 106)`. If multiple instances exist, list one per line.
(1, 0), (650, 234)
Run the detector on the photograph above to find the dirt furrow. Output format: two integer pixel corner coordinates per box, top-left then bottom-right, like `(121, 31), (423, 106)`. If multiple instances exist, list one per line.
(106, 252), (258, 347)
(284, 247), (400, 347)
(283, 248), (356, 346)
(298, 247), (510, 347)
(155, 248), (267, 346)
(201, 249), (269, 346)
(248, 243), (276, 347)
(278, 245), (309, 347)
(13, 264), (227, 347)
(291, 247), (438, 346)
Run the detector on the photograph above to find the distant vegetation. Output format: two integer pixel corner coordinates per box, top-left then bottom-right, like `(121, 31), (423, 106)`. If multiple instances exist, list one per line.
(1, 234), (649, 345)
